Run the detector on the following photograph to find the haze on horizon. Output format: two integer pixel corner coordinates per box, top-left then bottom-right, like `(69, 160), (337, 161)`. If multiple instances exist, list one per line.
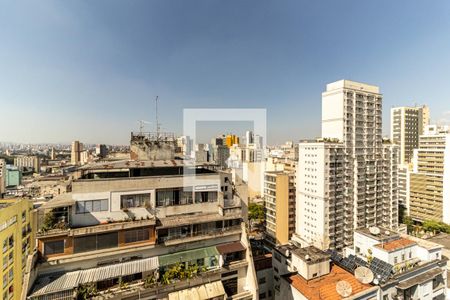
(1, 0), (450, 145)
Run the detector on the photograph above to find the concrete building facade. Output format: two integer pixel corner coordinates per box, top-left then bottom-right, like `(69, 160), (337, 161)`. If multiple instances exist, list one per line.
(263, 171), (295, 246)
(390, 105), (429, 165)
(410, 125), (450, 224)
(0, 198), (35, 300)
(14, 156), (40, 173)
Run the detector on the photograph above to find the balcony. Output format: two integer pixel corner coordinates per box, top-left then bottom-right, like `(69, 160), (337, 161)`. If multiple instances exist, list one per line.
(160, 225), (242, 246)
(37, 218), (156, 238)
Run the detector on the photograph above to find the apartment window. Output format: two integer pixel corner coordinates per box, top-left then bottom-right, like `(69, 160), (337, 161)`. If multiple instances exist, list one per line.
(274, 252), (282, 263)
(2, 256), (7, 270)
(195, 191), (218, 203)
(2, 274), (7, 288)
(120, 193), (150, 209)
(394, 256), (398, 264)
(124, 228), (150, 243)
(76, 199), (108, 214)
(8, 268), (13, 282)
(259, 292), (266, 299)
(258, 277), (266, 284)
(401, 254), (405, 261)
(74, 232), (118, 253)
(22, 210), (26, 222)
(44, 240), (65, 255)
(156, 188), (192, 207)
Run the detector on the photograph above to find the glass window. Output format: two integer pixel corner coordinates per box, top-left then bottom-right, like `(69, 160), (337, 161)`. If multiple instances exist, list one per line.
(120, 193), (150, 209)
(44, 240), (65, 255)
(74, 235), (97, 253)
(76, 200), (108, 214)
(101, 199), (108, 211)
(124, 228), (150, 244)
(97, 232), (118, 250)
(76, 201), (85, 214)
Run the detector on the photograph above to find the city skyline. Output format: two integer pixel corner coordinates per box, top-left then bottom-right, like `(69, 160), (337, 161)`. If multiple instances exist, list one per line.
(1, 1), (450, 144)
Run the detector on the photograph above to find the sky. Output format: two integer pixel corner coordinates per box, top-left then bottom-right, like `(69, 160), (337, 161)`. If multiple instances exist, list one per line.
(1, 1), (450, 145)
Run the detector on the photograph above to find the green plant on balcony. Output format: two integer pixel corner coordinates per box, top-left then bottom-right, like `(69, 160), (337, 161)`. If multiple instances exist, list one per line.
(76, 283), (97, 300)
(118, 278), (129, 290)
(144, 273), (158, 288)
(160, 263), (206, 285)
(41, 211), (58, 232)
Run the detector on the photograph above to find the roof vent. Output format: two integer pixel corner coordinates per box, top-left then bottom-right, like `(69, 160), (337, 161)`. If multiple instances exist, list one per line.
(305, 254), (310, 261)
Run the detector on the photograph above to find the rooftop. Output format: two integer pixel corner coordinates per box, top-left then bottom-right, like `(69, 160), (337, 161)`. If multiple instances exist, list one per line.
(426, 233), (450, 250)
(285, 265), (373, 300)
(356, 227), (400, 242)
(400, 234), (443, 251)
(374, 238), (416, 252)
(292, 246), (330, 265)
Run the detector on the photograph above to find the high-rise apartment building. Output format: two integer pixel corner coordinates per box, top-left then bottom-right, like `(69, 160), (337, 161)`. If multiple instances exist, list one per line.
(14, 155), (40, 173)
(391, 105), (429, 165)
(95, 144), (108, 158)
(0, 198), (35, 300)
(410, 125), (450, 224)
(0, 159), (5, 196)
(25, 159), (257, 299)
(263, 171), (295, 245)
(225, 134), (239, 148)
(293, 80), (399, 251)
(70, 141), (83, 165)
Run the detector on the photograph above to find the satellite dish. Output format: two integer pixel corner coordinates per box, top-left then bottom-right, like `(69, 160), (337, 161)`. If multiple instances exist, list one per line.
(373, 278), (379, 285)
(385, 231), (390, 235)
(354, 266), (374, 284)
(336, 280), (353, 297)
(369, 227), (380, 235)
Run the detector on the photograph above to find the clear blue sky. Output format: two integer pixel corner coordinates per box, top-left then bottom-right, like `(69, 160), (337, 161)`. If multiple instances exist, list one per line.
(1, 0), (450, 145)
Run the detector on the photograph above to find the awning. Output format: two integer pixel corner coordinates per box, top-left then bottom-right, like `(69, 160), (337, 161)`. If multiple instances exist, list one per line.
(168, 281), (225, 300)
(40, 193), (74, 209)
(30, 256), (159, 297)
(159, 246), (219, 266)
(397, 267), (442, 289)
(216, 241), (246, 255)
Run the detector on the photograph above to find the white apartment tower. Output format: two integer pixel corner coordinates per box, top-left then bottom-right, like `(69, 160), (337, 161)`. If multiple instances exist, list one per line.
(293, 80), (399, 251)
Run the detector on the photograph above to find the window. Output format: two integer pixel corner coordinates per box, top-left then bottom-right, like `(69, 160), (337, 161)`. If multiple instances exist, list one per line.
(312, 273), (318, 277)
(401, 254), (405, 261)
(394, 256), (398, 264)
(120, 193), (150, 209)
(259, 292), (266, 299)
(74, 232), (118, 253)
(76, 199), (108, 214)
(258, 277), (266, 284)
(195, 191), (218, 203)
(274, 252), (282, 263)
(44, 240), (65, 255)
(8, 268), (13, 282)
(124, 228), (150, 243)
(156, 189), (192, 207)
(22, 210), (26, 222)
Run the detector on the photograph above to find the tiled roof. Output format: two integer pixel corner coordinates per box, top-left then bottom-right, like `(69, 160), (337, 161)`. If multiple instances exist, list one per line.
(286, 265), (373, 300)
(374, 238), (416, 252)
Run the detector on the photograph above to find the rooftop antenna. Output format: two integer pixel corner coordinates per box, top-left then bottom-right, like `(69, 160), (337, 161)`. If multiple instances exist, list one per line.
(155, 96), (160, 140)
(137, 120), (151, 135)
